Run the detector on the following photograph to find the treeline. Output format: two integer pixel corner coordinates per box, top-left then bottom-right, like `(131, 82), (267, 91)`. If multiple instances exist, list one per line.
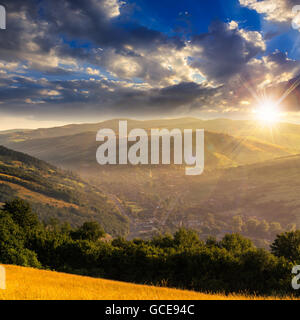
(0, 199), (299, 296)
(194, 213), (294, 247)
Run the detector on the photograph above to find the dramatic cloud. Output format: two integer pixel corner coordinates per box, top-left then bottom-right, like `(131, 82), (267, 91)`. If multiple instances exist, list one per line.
(0, 0), (299, 124)
(240, 0), (300, 28)
(0, 73), (220, 120)
(189, 20), (266, 84)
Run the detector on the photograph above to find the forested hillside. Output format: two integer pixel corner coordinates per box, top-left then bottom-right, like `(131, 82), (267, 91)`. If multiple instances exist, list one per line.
(0, 146), (128, 236)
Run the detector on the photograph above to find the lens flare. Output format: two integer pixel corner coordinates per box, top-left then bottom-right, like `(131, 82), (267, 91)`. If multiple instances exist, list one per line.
(254, 100), (281, 124)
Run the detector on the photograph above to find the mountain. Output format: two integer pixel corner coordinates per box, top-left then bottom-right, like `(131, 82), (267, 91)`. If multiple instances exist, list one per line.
(1, 119), (294, 175)
(161, 153), (300, 228)
(0, 145), (128, 236)
(1, 118), (300, 151)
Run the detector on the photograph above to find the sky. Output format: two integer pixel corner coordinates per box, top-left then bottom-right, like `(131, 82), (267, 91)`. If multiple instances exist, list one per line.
(0, 0), (300, 130)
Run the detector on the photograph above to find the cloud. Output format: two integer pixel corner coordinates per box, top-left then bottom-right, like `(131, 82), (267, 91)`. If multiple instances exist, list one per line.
(111, 81), (219, 116)
(0, 0), (184, 77)
(0, 1), (299, 122)
(189, 20), (266, 84)
(0, 73), (220, 121)
(101, 0), (124, 18)
(86, 67), (101, 76)
(239, 0), (300, 29)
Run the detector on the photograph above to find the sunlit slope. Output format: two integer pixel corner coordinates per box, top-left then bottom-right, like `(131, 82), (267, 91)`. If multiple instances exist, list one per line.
(3, 128), (292, 175)
(0, 265), (289, 300)
(1, 118), (300, 152)
(0, 146), (128, 235)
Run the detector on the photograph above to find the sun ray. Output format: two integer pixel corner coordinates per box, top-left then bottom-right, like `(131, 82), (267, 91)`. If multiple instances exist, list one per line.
(277, 77), (300, 106)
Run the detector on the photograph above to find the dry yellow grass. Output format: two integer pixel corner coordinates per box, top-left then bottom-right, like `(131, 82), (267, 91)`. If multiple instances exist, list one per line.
(0, 265), (295, 300)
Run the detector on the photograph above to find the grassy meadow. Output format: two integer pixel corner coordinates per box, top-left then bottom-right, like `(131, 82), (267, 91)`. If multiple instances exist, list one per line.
(0, 265), (296, 300)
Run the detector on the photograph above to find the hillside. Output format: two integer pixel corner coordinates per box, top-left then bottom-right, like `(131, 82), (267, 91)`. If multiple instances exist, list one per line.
(113, 152), (300, 241)
(1, 122), (293, 175)
(1, 118), (300, 151)
(0, 146), (128, 236)
(0, 265), (291, 300)
(1, 118), (300, 241)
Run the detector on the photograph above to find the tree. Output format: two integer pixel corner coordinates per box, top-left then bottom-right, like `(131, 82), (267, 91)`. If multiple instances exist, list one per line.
(0, 211), (41, 268)
(205, 236), (218, 247)
(173, 228), (200, 248)
(71, 221), (105, 241)
(271, 230), (300, 263)
(3, 199), (39, 230)
(220, 233), (253, 253)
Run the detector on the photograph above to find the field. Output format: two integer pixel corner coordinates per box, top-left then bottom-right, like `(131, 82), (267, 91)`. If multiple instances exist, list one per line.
(0, 265), (295, 300)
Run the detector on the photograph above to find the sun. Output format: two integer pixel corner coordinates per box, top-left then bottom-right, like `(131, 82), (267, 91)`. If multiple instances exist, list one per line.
(254, 100), (281, 124)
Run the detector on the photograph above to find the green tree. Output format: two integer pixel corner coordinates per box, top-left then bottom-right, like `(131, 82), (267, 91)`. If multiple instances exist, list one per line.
(0, 211), (41, 268)
(220, 233), (253, 253)
(3, 199), (39, 230)
(173, 228), (200, 248)
(271, 230), (300, 263)
(71, 221), (105, 241)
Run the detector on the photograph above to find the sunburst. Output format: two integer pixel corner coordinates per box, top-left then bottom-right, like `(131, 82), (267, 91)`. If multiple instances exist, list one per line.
(254, 99), (281, 124)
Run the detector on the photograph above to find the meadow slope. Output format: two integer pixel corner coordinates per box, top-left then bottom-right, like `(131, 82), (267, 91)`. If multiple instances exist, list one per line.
(0, 265), (293, 300)
(0, 145), (128, 235)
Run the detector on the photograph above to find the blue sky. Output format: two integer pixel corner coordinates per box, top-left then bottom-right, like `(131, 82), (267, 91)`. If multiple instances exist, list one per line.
(126, 0), (298, 58)
(0, 0), (299, 129)
(129, 0), (261, 33)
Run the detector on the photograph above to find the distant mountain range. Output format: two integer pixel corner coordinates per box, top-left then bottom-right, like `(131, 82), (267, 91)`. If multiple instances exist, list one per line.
(1, 117), (300, 149)
(0, 118), (296, 175)
(1, 118), (300, 241)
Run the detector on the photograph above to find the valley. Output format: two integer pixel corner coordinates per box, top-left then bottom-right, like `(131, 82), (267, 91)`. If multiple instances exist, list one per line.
(1, 118), (300, 246)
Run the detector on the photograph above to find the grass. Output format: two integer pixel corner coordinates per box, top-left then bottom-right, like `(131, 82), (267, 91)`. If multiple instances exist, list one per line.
(0, 265), (296, 300)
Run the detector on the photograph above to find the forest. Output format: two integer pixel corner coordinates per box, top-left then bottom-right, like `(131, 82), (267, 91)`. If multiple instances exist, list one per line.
(0, 198), (299, 296)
